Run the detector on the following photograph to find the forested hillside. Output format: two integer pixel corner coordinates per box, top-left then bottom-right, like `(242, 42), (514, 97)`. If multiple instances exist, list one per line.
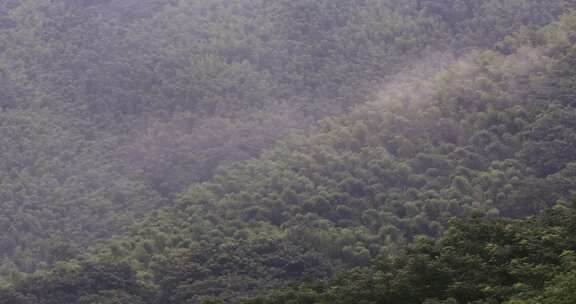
(2, 0), (573, 276)
(2, 0), (576, 303)
(247, 206), (576, 304)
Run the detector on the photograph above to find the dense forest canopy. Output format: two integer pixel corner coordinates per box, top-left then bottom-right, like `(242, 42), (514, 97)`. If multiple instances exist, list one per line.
(1, 0), (576, 303)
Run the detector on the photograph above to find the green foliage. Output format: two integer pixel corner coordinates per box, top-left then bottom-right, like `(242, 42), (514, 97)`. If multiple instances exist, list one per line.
(3, 0), (576, 303)
(48, 9), (576, 301)
(248, 207), (576, 304)
(0, 261), (151, 304)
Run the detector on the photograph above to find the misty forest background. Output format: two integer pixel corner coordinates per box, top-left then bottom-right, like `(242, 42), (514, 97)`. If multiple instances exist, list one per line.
(2, 0), (576, 303)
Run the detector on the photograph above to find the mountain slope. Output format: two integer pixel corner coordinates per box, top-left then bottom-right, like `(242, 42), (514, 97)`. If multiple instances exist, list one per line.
(3, 10), (575, 303)
(3, 0), (576, 277)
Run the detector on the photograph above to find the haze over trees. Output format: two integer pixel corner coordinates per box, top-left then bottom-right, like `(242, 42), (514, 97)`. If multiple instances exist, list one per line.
(1, 0), (576, 303)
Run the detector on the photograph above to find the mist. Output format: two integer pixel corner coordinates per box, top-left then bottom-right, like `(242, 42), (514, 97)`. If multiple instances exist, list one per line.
(1, 0), (576, 303)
